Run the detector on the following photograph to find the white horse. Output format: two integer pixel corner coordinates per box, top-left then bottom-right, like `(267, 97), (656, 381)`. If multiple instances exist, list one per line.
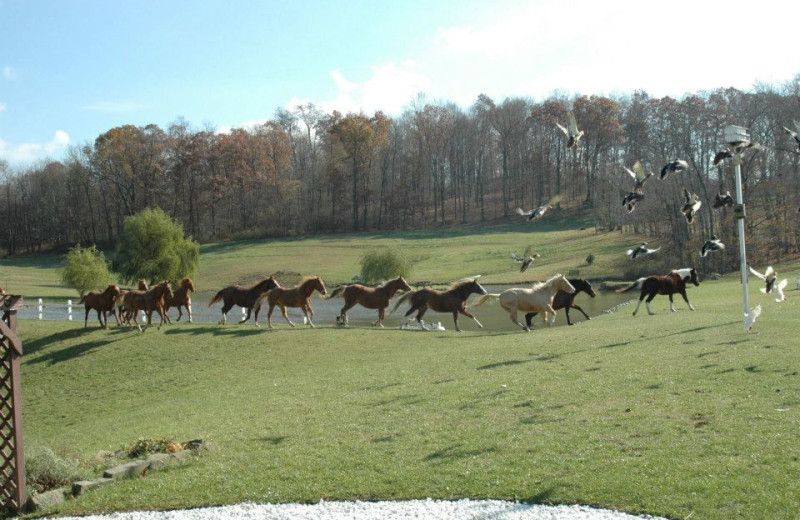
(471, 274), (575, 331)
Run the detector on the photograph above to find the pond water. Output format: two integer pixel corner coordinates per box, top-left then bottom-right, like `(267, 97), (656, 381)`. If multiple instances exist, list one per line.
(19, 285), (637, 331)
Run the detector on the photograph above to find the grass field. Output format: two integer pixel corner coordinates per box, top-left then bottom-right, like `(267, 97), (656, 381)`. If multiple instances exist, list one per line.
(18, 271), (800, 519)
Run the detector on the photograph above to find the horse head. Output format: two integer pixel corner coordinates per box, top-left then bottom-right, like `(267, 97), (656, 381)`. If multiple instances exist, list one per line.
(688, 268), (700, 286)
(573, 279), (596, 298)
(555, 274), (576, 294)
(182, 277), (196, 292)
(313, 276), (327, 296)
(465, 279), (487, 297)
(391, 276), (413, 293)
(105, 284), (121, 299)
(159, 280), (174, 301)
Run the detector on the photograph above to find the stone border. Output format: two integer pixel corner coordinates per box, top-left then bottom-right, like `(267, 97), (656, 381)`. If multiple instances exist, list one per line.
(26, 442), (202, 512)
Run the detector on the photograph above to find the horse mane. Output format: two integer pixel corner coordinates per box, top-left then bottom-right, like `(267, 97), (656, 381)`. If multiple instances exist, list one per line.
(250, 277), (275, 289)
(298, 275), (319, 287)
(180, 277), (194, 286)
(670, 268), (693, 280)
(446, 278), (478, 291)
(531, 273), (563, 291)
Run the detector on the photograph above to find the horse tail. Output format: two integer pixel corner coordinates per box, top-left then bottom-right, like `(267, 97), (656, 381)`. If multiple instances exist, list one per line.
(323, 285), (346, 300)
(78, 295), (86, 304)
(208, 290), (224, 307)
(615, 278), (645, 294)
(387, 290), (416, 317)
(469, 293), (500, 308)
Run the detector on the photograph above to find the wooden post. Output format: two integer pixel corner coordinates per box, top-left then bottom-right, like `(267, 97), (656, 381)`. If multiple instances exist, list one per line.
(0, 294), (26, 512)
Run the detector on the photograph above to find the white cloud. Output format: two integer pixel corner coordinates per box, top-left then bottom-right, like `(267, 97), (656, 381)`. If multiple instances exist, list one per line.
(0, 130), (71, 165)
(81, 101), (149, 112)
(0, 102), (6, 113)
(216, 117), (269, 135)
(2, 66), (15, 80)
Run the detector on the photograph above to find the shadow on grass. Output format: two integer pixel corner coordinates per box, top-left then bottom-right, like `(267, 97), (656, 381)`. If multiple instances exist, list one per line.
(257, 436), (288, 445)
(22, 327), (89, 355)
(26, 337), (124, 366)
(163, 326), (264, 337)
(476, 359), (531, 371)
(424, 444), (498, 462)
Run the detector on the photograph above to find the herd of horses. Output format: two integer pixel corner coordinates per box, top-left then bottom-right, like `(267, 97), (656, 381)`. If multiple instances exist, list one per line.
(78, 266), (701, 333)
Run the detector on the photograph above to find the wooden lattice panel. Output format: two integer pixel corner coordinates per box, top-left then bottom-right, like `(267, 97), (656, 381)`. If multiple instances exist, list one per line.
(0, 295), (25, 512)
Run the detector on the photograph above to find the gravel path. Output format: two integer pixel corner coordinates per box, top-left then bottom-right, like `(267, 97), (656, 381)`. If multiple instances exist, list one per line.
(50, 499), (668, 520)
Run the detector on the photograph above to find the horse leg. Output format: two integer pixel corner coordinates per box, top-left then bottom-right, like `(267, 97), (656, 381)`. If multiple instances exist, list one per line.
(302, 305), (315, 328)
(239, 306), (252, 325)
(680, 290), (695, 311)
(632, 294), (645, 316)
(220, 302), (232, 325)
(176, 306), (183, 322)
(452, 311), (461, 332)
(668, 294), (676, 312)
(340, 300), (356, 327)
(267, 304), (275, 329)
(415, 307), (428, 329)
(645, 293), (657, 315)
(508, 307), (527, 331)
(374, 307), (386, 328)
(187, 303), (193, 323)
(253, 303), (264, 328)
(458, 308), (483, 329)
(84, 308), (90, 328)
(545, 305), (557, 326)
(133, 311), (143, 333)
(525, 312), (537, 329)
(280, 304), (295, 327)
(572, 303), (591, 322)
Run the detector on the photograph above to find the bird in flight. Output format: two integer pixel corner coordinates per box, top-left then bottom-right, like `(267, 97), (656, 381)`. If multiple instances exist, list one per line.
(781, 121), (800, 151)
(511, 245), (540, 272)
(659, 159), (688, 180)
(700, 235), (725, 257)
(712, 191), (734, 209)
(627, 242), (660, 260)
(681, 187), (702, 224)
(555, 111), (584, 149)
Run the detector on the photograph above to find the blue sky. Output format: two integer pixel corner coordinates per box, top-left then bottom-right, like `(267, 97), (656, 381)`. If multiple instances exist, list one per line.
(1, 0), (798, 167)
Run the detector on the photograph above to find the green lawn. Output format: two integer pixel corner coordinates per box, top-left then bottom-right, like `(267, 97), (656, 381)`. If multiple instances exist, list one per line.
(18, 274), (800, 519)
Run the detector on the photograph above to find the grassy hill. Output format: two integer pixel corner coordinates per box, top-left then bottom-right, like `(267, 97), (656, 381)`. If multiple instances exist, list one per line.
(18, 272), (800, 519)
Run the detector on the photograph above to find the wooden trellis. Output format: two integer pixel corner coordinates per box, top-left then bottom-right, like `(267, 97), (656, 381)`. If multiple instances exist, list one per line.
(0, 294), (25, 513)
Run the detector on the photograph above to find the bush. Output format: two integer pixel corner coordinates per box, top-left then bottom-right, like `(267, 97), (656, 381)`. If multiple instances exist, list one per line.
(586, 253), (595, 266)
(114, 208), (199, 284)
(359, 249), (412, 284)
(127, 437), (185, 458)
(25, 447), (83, 494)
(60, 244), (112, 297)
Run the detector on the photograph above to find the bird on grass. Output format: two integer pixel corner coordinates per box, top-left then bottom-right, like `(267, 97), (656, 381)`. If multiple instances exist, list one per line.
(627, 242), (660, 260)
(700, 235), (725, 257)
(749, 265), (777, 294)
(660, 159), (689, 180)
(681, 187), (702, 224)
(781, 121), (800, 151)
(511, 245), (540, 272)
(744, 304), (762, 331)
(712, 191), (734, 209)
(555, 111), (584, 149)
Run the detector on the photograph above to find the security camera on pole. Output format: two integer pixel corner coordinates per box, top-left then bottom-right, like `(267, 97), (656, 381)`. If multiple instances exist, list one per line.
(723, 125), (752, 331)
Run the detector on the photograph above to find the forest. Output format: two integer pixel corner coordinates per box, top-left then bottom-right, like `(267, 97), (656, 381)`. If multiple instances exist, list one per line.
(1, 76), (799, 274)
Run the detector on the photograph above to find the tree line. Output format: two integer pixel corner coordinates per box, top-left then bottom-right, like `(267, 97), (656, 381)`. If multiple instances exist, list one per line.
(2, 76), (799, 275)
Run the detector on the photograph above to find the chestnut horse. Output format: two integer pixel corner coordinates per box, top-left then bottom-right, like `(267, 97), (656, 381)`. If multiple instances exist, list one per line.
(117, 279), (149, 324)
(388, 278), (487, 332)
(525, 278), (597, 327)
(326, 276), (412, 327)
(119, 281), (174, 332)
(208, 276), (280, 325)
(616, 267), (700, 316)
(257, 276), (327, 329)
(164, 277), (196, 323)
(79, 284), (122, 328)
(471, 274), (575, 331)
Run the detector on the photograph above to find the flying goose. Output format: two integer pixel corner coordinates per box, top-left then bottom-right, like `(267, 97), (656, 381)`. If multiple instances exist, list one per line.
(681, 187), (702, 224)
(627, 242), (660, 260)
(712, 191), (734, 209)
(713, 142), (759, 166)
(700, 235), (725, 257)
(782, 121), (800, 151)
(555, 111), (584, 149)
(624, 160), (654, 192)
(659, 159), (688, 180)
(516, 205), (551, 221)
(512, 245), (540, 272)
(622, 191), (645, 213)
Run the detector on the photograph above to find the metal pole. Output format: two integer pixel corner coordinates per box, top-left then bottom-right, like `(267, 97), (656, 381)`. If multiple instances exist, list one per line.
(733, 154), (749, 331)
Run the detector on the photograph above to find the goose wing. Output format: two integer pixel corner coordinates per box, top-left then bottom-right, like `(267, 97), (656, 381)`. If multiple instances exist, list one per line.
(555, 122), (569, 137)
(523, 245), (533, 259)
(567, 111), (579, 136)
(516, 207), (532, 217)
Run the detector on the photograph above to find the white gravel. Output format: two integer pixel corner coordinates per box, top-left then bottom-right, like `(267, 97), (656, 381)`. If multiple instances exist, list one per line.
(50, 499), (668, 520)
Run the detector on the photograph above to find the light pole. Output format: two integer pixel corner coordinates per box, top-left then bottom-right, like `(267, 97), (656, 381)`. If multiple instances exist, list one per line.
(723, 125), (750, 331)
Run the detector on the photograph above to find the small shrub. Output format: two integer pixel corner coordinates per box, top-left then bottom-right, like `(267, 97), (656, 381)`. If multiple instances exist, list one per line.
(25, 447), (82, 494)
(586, 253), (595, 266)
(359, 249), (412, 284)
(60, 244), (112, 297)
(127, 437), (185, 458)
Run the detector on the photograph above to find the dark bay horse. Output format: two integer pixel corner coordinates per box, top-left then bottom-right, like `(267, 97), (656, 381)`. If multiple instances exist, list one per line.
(79, 285), (122, 328)
(388, 278), (487, 332)
(326, 276), (412, 327)
(164, 277), (196, 323)
(208, 276), (280, 325)
(120, 281), (174, 332)
(525, 278), (597, 327)
(257, 276), (327, 329)
(616, 268), (700, 316)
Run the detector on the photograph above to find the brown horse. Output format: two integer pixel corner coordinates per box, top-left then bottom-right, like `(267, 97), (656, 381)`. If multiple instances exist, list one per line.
(164, 277), (196, 323)
(388, 278), (487, 332)
(525, 278), (597, 327)
(616, 267), (700, 316)
(256, 276), (327, 329)
(117, 279), (150, 324)
(79, 285), (122, 328)
(208, 276), (281, 325)
(326, 276), (412, 327)
(119, 281), (174, 332)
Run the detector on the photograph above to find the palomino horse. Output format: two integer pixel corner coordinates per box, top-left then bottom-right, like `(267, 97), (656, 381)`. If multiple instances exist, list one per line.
(388, 278), (487, 332)
(471, 274), (575, 331)
(208, 277), (280, 325)
(256, 276), (327, 329)
(325, 276), (412, 327)
(164, 277), (196, 323)
(79, 285), (122, 328)
(525, 278), (596, 327)
(119, 281), (174, 332)
(616, 267), (700, 316)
